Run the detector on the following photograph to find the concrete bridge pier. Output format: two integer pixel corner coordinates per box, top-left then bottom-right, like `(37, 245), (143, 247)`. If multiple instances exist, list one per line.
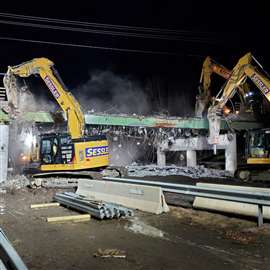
(157, 133), (237, 175)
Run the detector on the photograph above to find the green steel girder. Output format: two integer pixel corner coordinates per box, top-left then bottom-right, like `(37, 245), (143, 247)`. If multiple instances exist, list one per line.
(0, 110), (54, 123)
(84, 114), (263, 131)
(22, 111), (54, 123)
(0, 110), (263, 130)
(0, 110), (9, 123)
(85, 114), (210, 129)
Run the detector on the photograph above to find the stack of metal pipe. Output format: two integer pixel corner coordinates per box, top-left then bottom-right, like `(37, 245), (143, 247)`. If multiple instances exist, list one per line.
(54, 192), (134, 220)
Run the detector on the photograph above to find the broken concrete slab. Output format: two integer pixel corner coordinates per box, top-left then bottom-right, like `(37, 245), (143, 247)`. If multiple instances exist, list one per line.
(76, 179), (169, 214)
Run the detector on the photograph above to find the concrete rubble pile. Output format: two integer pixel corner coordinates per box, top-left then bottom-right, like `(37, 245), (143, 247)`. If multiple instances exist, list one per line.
(126, 164), (232, 179)
(0, 175), (30, 190)
(54, 192), (134, 220)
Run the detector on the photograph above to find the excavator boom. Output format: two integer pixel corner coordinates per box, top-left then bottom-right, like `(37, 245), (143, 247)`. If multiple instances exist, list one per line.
(196, 56), (250, 117)
(196, 56), (234, 117)
(199, 56), (231, 92)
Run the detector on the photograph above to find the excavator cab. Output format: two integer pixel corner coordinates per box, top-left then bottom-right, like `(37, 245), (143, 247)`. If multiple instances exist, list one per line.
(246, 129), (270, 164)
(38, 133), (109, 172)
(40, 134), (74, 165)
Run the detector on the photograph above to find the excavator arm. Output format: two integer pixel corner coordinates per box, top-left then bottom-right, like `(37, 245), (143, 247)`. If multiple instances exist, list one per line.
(207, 52), (270, 145)
(199, 56), (231, 93)
(196, 56), (248, 117)
(196, 56), (232, 117)
(3, 58), (85, 139)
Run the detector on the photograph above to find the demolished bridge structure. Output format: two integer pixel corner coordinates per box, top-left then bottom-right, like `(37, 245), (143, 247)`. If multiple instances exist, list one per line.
(7, 111), (262, 175)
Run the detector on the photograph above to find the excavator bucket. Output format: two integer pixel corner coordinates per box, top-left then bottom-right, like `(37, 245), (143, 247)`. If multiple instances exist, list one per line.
(3, 70), (21, 117)
(207, 106), (222, 151)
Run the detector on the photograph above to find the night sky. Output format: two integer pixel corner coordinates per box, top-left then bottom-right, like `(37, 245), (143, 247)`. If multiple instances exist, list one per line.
(0, 1), (268, 116)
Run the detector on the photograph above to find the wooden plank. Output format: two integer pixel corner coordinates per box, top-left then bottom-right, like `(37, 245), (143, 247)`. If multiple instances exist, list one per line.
(46, 214), (91, 223)
(30, 203), (60, 209)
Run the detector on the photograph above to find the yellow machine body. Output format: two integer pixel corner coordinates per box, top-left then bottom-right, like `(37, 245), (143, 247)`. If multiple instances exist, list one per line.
(247, 158), (270, 165)
(40, 139), (109, 171)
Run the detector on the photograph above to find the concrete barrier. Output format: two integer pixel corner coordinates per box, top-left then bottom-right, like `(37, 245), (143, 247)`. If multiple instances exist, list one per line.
(193, 183), (270, 220)
(76, 179), (169, 214)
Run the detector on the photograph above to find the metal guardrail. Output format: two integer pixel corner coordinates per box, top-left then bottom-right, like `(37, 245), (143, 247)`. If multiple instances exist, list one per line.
(103, 177), (270, 226)
(0, 228), (28, 270)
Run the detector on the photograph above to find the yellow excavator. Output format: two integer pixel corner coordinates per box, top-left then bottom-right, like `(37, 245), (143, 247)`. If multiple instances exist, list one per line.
(208, 52), (270, 166)
(196, 56), (250, 117)
(4, 58), (109, 174)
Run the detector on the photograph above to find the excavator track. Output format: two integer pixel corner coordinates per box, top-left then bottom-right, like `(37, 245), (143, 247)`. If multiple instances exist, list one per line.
(24, 167), (125, 188)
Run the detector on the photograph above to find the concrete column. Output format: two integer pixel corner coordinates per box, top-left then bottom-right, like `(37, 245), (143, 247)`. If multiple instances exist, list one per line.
(157, 147), (166, 166)
(225, 134), (237, 174)
(0, 124), (9, 183)
(186, 150), (197, 167)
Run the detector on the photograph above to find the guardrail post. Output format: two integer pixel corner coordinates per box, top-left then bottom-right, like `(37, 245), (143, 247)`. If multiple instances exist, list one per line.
(257, 204), (263, 227)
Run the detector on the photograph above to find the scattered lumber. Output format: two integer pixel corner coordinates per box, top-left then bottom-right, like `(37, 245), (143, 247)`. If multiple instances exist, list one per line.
(30, 202), (60, 209)
(46, 214), (91, 223)
(93, 248), (126, 258)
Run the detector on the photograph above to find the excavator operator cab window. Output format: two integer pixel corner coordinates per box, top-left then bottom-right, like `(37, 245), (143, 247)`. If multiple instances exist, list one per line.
(40, 139), (52, 164)
(249, 130), (270, 158)
(40, 136), (62, 164)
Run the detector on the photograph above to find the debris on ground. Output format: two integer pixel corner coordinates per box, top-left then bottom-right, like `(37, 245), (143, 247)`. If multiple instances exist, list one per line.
(126, 165), (232, 179)
(1, 175), (30, 190)
(170, 206), (254, 229)
(1, 187), (269, 269)
(54, 192), (134, 219)
(125, 217), (166, 239)
(0, 196), (5, 215)
(32, 177), (78, 189)
(93, 248), (126, 258)
(241, 224), (270, 235)
(224, 230), (256, 244)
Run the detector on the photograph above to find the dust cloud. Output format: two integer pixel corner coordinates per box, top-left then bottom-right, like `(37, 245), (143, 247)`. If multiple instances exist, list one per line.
(17, 90), (57, 113)
(75, 70), (150, 114)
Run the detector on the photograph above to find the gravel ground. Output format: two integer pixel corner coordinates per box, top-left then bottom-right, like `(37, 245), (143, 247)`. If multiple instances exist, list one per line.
(0, 187), (270, 270)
